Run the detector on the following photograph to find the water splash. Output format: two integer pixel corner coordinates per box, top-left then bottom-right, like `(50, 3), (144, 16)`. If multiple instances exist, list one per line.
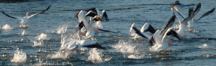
(33, 40), (44, 47)
(36, 33), (49, 41)
(87, 48), (111, 63)
(60, 34), (78, 50)
(112, 40), (144, 59)
(21, 29), (27, 36)
(47, 33), (78, 59)
(47, 50), (72, 60)
(11, 48), (27, 64)
(56, 24), (68, 34)
(33, 33), (49, 47)
(33, 58), (48, 66)
(198, 43), (208, 49)
(1, 24), (13, 32)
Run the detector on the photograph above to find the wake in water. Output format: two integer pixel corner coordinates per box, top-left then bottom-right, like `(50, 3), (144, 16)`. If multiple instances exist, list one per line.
(87, 48), (112, 63)
(56, 23), (68, 35)
(33, 32), (49, 47)
(11, 48), (27, 64)
(112, 40), (145, 59)
(47, 50), (75, 60)
(198, 43), (208, 49)
(1, 24), (13, 32)
(48, 24), (79, 60)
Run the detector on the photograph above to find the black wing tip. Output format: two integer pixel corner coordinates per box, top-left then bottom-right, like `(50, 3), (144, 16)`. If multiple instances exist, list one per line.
(211, 8), (215, 12)
(132, 26), (148, 39)
(1, 10), (17, 19)
(86, 11), (97, 17)
(78, 21), (85, 30)
(102, 10), (109, 21)
(149, 37), (155, 46)
(168, 29), (181, 40)
(83, 43), (106, 49)
(174, 0), (181, 5)
(169, 15), (176, 23)
(144, 24), (156, 34)
(188, 7), (194, 17)
(39, 5), (52, 14)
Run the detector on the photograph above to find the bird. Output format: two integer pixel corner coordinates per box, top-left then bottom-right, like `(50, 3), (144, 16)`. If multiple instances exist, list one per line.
(85, 8), (109, 21)
(133, 15), (179, 52)
(1, 5), (51, 36)
(76, 10), (97, 38)
(129, 22), (155, 39)
(171, 3), (215, 37)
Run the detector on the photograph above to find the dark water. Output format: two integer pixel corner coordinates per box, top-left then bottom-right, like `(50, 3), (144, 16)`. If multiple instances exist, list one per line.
(0, 0), (216, 66)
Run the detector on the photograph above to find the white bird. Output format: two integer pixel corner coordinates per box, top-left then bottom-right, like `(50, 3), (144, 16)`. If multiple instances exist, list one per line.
(1, 5), (51, 36)
(85, 8), (109, 21)
(77, 10), (96, 38)
(171, 3), (215, 37)
(133, 15), (179, 52)
(11, 48), (27, 64)
(129, 23), (154, 39)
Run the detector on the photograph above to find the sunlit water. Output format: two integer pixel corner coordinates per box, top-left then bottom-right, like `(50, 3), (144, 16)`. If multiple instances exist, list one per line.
(0, 0), (216, 66)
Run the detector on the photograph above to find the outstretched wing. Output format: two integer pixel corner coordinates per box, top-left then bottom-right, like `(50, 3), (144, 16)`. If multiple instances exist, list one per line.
(27, 5), (51, 18)
(167, 29), (181, 40)
(132, 26), (148, 39)
(188, 7), (194, 17)
(82, 43), (106, 49)
(86, 8), (97, 14)
(171, 5), (185, 19)
(86, 10), (97, 17)
(197, 8), (215, 21)
(160, 15), (176, 36)
(192, 3), (201, 17)
(141, 23), (156, 34)
(1, 11), (17, 19)
(78, 21), (85, 30)
(102, 10), (109, 21)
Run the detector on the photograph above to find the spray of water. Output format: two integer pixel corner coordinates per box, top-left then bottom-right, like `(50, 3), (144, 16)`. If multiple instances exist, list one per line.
(33, 33), (49, 47)
(1, 24), (13, 32)
(48, 30), (79, 59)
(112, 40), (145, 59)
(11, 48), (27, 63)
(87, 48), (111, 63)
(47, 50), (73, 60)
(198, 43), (208, 49)
(56, 24), (68, 35)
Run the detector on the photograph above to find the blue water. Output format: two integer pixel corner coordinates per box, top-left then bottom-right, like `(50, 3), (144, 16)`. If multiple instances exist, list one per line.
(0, 0), (216, 66)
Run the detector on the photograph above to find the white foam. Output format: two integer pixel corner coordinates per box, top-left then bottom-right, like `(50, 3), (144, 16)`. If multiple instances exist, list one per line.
(113, 40), (144, 59)
(1, 24), (13, 32)
(47, 50), (72, 60)
(198, 43), (208, 49)
(33, 40), (44, 47)
(11, 48), (27, 63)
(87, 48), (104, 63)
(56, 24), (68, 34)
(36, 33), (49, 41)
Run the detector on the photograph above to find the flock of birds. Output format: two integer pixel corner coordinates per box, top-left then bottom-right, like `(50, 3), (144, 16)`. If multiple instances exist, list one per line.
(0, 1), (215, 65)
